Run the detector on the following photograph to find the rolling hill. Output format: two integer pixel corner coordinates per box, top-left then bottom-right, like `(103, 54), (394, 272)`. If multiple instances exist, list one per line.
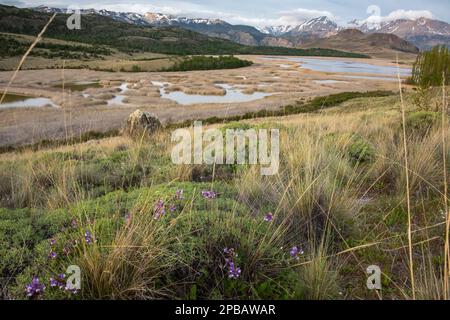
(302, 29), (419, 59)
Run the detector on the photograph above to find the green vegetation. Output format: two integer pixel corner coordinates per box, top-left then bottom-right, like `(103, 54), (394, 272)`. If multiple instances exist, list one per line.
(0, 34), (111, 59)
(412, 45), (450, 87)
(405, 111), (441, 136)
(164, 55), (253, 71)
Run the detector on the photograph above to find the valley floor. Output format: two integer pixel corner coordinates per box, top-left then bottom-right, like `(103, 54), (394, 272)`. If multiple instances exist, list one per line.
(0, 55), (407, 147)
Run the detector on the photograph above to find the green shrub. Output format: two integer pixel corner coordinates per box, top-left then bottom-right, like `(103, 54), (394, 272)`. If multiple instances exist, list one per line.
(405, 111), (440, 135)
(347, 135), (375, 164)
(164, 56), (253, 72)
(131, 65), (141, 72)
(412, 45), (450, 87)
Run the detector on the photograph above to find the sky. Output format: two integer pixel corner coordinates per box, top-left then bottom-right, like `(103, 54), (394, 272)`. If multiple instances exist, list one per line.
(2, 0), (450, 26)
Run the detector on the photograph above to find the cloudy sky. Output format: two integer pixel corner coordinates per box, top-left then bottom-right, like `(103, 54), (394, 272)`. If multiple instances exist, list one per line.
(2, 0), (450, 26)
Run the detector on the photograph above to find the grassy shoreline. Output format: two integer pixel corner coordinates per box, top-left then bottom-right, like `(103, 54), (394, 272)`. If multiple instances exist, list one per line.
(0, 91), (395, 154)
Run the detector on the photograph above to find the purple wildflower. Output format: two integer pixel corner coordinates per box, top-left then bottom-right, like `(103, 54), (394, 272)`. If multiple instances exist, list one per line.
(228, 261), (241, 279)
(48, 251), (57, 260)
(65, 286), (78, 295)
(169, 204), (177, 212)
(264, 213), (273, 222)
(25, 277), (45, 298)
(154, 200), (166, 220)
(290, 246), (304, 259)
(50, 274), (66, 289)
(49, 238), (56, 246)
(201, 190), (218, 199)
(85, 231), (94, 244)
(175, 189), (184, 200)
(49, 277), (58, 287)
(223, 247), (241, 280)
(290, 246), (299, 257)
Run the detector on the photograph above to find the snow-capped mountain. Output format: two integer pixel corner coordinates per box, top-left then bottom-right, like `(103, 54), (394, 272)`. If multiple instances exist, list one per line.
(32, 5), (151, 25)
(32, 5), (65, 14)
(257, 25), (295, 36)
(349, 17), (450, 49)
(286, 16), (341, 37)
(258, 16), (340, 38)
(350, 17), (450, 35)
(143, 12), (228, 26)
(143, 12), (271, 46)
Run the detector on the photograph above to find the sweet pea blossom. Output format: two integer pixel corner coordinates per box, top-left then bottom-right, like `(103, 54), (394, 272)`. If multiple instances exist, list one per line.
(264, 213), (273, 222)
(223, 247), (241, 279)
(201, 190), (218, 199)
(25, 277), (45, 298)
(290, 246), (304, 259)
(85, 231), (94, 244)
(228, 261), (242, 279)
(49, 274), (65, 289)
(154, 200), (166, 219)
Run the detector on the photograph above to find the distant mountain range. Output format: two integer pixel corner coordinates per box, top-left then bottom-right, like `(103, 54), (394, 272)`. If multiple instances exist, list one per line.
(32, 5), (450, 51)
(349, 17), (450, 50)
(0, 5), (368, 58)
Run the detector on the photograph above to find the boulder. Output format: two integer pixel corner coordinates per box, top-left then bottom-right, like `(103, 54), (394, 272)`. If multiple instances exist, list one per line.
(122, 109), (162, 137)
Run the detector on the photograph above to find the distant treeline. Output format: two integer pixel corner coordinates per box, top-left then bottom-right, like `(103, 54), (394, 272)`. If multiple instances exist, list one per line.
(0, 34), (111, 59)
(411, 45), (450, 87)
(0, 5), (368, 59)
(164, 56), (253, 71)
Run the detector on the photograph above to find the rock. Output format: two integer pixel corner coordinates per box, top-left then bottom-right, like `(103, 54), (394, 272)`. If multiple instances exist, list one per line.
(122, 109), (162, 137)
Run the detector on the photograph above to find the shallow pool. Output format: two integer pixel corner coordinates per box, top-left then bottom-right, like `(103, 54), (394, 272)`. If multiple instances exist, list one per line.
(107, 83), (129, 106)
(0, 94), (59, 109)
(52, 81), (102, 92)
(156, 83), (273, 105)
(262, 56), (411, 79)
(313, 80), (349, 84)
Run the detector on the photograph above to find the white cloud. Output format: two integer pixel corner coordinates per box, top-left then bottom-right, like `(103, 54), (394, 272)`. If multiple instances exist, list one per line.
(224, 8), (337, 27)
(275, 8), (336, 26)
(363, 9), (434, 28)
(384, 9), (433, 21)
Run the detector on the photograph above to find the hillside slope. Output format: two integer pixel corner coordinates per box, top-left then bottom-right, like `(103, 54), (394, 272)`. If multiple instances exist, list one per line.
(302, 29), (419, 59)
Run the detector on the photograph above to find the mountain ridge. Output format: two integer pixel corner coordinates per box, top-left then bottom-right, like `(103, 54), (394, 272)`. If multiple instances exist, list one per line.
(0, 5), (368, 58)
(30, 5), (450, 51)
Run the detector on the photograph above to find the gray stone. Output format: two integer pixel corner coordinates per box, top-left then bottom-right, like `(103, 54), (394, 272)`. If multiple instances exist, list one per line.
(122, 109), (162, 137)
